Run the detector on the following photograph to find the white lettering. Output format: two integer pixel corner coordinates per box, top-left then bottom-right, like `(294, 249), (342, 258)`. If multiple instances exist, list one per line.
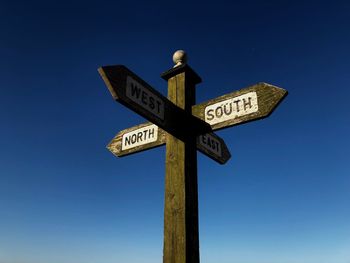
(204, 92), (258, 125)
(122, 125), (158, 150)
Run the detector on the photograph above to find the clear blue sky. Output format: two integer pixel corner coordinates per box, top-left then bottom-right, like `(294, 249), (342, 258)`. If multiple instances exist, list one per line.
(1, 1), (349, 263)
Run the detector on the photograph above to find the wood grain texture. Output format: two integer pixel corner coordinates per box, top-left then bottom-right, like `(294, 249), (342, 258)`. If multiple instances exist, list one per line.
(98, 65), (211, 141)
(192, 82), (288, 131)
(107, 122), (231, 164)
(163, 65), (200, 263)
(196, 132), (231, 164)
(107, 122), (166, 157)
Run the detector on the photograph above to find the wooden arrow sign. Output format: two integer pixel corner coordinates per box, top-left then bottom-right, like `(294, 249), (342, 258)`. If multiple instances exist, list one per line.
(99, 51), (288, 263)
(108, 122), (231, 164)
(192, 82), (287, 131)
(196, 131), (231, 164)
(98, 65), (211, 141)
(107, 122), (166, 157)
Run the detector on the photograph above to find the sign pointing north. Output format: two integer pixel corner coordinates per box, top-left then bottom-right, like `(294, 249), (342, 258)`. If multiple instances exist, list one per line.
(192, 82), (287, 131)
(107, 122), (165, 157)
(103, 69), (286, 164)
(99, 50), (288, 263)
(108, 122), (231, 164)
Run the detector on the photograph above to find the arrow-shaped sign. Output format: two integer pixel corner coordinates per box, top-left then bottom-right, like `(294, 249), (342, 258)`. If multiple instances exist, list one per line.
(107, 122), (231, 164)
(100, 66), (286, 164)
(98, 65), (212, 141)
(192, 82), (287, 131)
(196, 132), (231, 164)
(107, 122), (165, 157)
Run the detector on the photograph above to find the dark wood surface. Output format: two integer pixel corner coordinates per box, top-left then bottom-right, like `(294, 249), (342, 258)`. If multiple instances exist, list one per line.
(163, 66), (200, 263)
(100, 64), (288, 263)
(196, 131), (231, 164)
(108, 121), (231, 164)
(98, 65), (211, 141)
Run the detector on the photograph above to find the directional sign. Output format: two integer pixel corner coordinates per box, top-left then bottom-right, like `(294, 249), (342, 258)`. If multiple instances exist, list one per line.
(98, 65), (211, 141)
(192, 82), (287, 131)
(99, 51), (288, 263)
(108, 122), (231, 164)
(196, 131), (231, 164)
(107, 122), (166, 157)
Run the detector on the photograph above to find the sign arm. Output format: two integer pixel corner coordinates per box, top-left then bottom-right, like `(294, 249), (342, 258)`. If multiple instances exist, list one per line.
(192, 82), (288, 131)
(98, 65), (212, 141)
(98, 50), (288, 263)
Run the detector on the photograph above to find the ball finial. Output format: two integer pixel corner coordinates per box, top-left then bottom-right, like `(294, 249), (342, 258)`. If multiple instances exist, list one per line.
(172, 50), (187, 67)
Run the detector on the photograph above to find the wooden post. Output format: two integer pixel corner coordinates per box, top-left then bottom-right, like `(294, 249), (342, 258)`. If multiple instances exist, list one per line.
(161, 51), (202, 263)
(99, 50), (288, 263)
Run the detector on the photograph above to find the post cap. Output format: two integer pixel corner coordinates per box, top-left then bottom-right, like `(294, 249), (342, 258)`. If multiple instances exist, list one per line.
(173, 50), (187, 68)
(161, 50), (201, 84)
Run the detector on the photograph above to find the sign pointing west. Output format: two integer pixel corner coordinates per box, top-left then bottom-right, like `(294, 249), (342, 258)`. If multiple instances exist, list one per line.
(99, 50), (288, 263)
(98, 65), (212, 141)
(103, 70), (287, 164)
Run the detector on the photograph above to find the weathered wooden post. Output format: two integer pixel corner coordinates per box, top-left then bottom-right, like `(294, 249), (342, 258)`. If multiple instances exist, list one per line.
(161, 51), (201, 263)
(98, 49), (287, 263)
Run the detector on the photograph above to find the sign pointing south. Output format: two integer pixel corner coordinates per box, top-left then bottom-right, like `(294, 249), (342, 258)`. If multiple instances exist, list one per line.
(192, 82), (287, 131)
(99, 50), (288, 263)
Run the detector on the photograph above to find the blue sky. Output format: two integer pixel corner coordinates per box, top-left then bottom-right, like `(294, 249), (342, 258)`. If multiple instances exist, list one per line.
(1, 1), (349, 263)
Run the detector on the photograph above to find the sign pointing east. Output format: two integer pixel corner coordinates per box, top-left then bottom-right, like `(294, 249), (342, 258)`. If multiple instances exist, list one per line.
(108, 122), (231, 164)
(103, 70), (286, 165)
(196, 132), (231, 164)
(99, 50), (288, 263)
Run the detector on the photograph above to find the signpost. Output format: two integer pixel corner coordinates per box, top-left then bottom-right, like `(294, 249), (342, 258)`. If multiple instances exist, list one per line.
(99, 50), (287, 263)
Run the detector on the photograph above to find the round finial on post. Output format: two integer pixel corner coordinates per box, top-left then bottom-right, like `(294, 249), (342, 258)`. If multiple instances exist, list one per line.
(173, 50), (187, 68)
